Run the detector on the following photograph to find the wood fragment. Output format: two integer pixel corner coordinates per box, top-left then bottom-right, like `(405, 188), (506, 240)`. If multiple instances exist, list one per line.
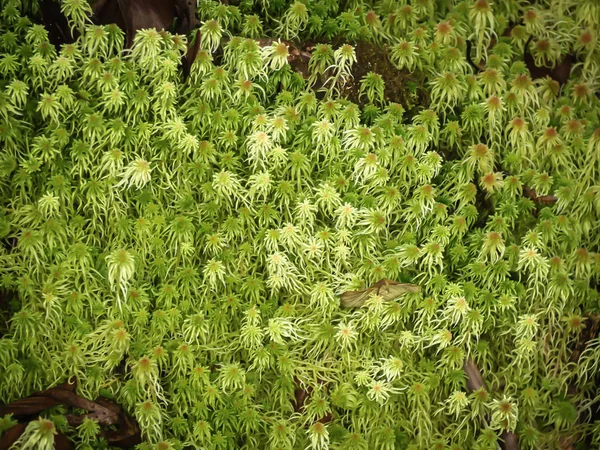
(0, 381), (140, 447)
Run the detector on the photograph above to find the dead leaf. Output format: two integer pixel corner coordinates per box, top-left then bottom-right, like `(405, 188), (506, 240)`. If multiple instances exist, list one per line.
(292, 378), (332, 424)
(44, 389), (119, 427)
(41, 0), (201, 77)
(340, 279), (420, 308)
(182, 29), (202, 78)
(294, 384), (311, 413)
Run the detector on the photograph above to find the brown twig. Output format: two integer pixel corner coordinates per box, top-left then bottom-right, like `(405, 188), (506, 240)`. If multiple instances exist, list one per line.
(463, 358), (520, 450)
(522, 186), (558, 206)
(0, 381), (141, 448)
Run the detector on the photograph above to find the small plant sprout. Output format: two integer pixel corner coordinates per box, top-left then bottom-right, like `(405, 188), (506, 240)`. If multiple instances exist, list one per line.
(135, 400), (163, 442)
(60, 0), (93, 33)
(106, 248), (135, 301)
(307, 43), (333, 86)
(116, 159), (152, 189)
(469, 0), (495, 63)
(430, 72), (465, 113)
(262, 40), (289, 72)
(242, 14), (263, 38)
(367, 379), (399, 405)
(200, 19), (223, 52)
(7, 418), (57, 450)
(489, 396), (519, 432)
(77, 418), (100, 444)
(390, 39), (420, 71)
(278, 1), (309, 39)
(307, 422), (329, 450)
(359, 71), (386, 105)
(324, 44), (356, 95)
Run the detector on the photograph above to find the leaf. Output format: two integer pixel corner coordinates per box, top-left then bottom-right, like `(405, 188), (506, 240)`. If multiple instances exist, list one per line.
(55, 432), (73, 450)
(340, 279), (420, 308)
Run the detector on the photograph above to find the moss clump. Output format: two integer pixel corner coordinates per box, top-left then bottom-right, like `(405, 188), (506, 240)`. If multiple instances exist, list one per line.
(0, 0), (599, 449)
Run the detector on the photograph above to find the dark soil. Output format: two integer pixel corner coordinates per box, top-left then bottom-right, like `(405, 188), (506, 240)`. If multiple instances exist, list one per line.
(0, 289), (16, 338)
(294, 40), (428, 112)
(339, 41), (427, 109)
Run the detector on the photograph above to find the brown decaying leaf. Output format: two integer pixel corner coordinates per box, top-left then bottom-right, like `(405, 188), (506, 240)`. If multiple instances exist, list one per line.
(182, 29), (202, 78)
(501, 432), (520, 450)
(45, 389), (119, 426)
(293, 382), (311, 413)
(100, 407), (142, 448)
(340, 278), (420, 308)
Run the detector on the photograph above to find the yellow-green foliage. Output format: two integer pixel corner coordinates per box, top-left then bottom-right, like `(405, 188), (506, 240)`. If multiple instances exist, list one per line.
(0, 0), (599, 449)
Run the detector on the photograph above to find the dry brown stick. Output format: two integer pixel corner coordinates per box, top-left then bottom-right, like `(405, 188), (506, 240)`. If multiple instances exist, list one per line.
(522, 186), (558, 206)
(464, 358), (520, 450)
(0, 381), (140, 447)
